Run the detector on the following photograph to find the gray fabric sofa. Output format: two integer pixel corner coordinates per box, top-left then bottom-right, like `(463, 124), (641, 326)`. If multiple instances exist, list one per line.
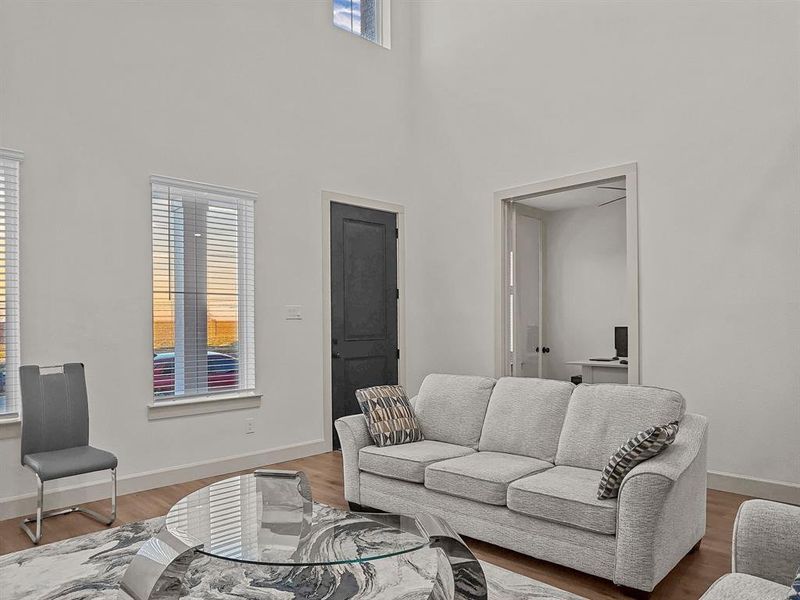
(700, 499), (800, 599)
(335, 374), (709, 594)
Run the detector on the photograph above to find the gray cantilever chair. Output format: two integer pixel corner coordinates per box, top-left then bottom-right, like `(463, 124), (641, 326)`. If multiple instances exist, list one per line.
(19, 363), (117, 544)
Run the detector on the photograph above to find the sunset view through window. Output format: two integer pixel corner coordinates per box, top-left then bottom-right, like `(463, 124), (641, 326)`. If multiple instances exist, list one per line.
(152, 179), (255, 399)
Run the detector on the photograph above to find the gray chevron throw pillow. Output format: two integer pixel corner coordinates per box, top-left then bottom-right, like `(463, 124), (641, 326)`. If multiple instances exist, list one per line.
(356, 385), (424, 447)
(788, 567), (800, 600)
(597, 421), (680, 500)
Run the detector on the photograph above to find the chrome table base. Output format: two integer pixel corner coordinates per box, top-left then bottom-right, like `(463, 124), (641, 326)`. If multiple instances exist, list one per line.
(117, 527), (202, 600)
(417, 513), (488, 600)
(118, 469), (311, 600)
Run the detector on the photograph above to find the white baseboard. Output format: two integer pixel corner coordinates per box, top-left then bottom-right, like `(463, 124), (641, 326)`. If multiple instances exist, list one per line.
(708, 470), (800, 505)
(0, 438), (327, 521)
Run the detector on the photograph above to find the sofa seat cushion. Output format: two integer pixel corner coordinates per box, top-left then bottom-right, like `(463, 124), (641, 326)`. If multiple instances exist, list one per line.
(425, 452), (553, 505)
(699, 574), (790, 600)
(359, 441), (474, 483)
(507, 465), (617, 535)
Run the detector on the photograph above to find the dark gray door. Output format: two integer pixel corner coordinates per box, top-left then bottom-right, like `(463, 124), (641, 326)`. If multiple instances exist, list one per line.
(331, 202), (398, 450)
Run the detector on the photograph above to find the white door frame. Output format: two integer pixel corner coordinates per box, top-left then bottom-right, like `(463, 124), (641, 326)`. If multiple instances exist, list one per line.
(321, 190), (406, 451)
(493, 163), (640, 384)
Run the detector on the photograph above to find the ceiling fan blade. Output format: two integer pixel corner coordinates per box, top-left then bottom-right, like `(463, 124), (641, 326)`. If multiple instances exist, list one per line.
(597, 186), (626, 191)
(599, 195), (626, 207)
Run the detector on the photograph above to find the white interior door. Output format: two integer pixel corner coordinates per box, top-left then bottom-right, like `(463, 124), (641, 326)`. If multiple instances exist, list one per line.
(514, 212), (543, 377)
(505, 203), (517, 376)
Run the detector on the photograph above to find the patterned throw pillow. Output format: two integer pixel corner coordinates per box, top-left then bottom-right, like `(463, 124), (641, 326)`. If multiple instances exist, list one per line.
(788, 568), (800, 600)
(597, 421), (680, 500)
(356, 385), (424, 447)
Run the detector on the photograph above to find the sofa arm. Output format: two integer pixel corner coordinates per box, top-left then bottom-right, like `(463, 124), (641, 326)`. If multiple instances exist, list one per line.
(614, 413), (709, 592)
(732, 499), (800, 585)
(334, 414), (373, 505)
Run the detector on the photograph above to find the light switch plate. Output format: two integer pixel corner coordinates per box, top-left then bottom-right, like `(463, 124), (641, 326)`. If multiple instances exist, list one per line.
(285, 305), (303, 320)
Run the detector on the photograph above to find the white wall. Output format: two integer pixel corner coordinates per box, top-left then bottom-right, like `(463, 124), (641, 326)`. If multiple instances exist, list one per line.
(406, 1), (800, 488)
(1, 1), (798, 512)
(0, 1), (414, 512)
(542, 202), (627, 382)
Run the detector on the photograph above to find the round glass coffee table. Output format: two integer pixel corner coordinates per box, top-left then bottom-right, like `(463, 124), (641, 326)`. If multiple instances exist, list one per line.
(117, 470), (486, 600)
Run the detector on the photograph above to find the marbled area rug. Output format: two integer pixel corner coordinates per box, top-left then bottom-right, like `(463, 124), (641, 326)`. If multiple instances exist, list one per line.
(0, 512), (586, 600)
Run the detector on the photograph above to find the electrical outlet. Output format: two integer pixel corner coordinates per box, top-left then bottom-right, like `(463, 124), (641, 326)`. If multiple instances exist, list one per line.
(245, 418), (255, 435)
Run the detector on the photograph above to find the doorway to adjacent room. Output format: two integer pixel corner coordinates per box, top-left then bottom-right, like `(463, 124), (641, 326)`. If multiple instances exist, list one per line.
(495, 164), (640, 384)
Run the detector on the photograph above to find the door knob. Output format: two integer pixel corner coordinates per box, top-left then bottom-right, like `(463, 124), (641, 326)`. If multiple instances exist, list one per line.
(542, 347), (550, 354)
(332, 352), (342, 359)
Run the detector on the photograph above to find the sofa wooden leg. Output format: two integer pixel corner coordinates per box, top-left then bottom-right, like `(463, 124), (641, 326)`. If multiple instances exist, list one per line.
(689, 539), (702, 553)
(618, 586), (651, 599)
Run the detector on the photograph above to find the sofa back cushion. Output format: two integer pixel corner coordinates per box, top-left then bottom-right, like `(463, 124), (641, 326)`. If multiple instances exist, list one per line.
(413, 374), (496, 448)
(555, 384), (686, 471)
(479, 377), (574, 462)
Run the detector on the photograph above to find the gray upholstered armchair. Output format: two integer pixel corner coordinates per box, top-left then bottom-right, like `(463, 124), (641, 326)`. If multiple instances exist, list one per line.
(700, 499), (800, 599)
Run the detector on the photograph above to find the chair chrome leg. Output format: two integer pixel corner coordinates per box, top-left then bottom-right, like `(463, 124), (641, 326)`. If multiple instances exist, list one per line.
(111, 467), (117, 520)
(20, 476), (44, 544)
(74, 468), (117, 526)
(19, 468), (117, 545)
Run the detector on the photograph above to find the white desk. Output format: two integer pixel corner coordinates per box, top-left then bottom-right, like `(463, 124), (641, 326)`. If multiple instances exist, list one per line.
(566, 359), (628, 384)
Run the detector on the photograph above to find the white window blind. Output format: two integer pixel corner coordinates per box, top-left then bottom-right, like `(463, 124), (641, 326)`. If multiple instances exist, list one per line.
(0, 150), (21, 419)
(151, 176), (255, 401)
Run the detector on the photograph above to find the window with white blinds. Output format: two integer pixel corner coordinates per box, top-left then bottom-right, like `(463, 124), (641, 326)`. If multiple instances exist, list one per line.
(151, 176), (255, 401)
(0, 150), (21, 419)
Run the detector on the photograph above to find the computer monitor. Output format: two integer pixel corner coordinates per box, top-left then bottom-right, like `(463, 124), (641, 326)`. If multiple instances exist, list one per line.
(615, 326), (628, 358)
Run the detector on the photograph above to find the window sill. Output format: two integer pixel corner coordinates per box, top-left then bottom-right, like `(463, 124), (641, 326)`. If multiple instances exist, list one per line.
(147, 392), (261, 420)
(0, 417), (21, 439)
